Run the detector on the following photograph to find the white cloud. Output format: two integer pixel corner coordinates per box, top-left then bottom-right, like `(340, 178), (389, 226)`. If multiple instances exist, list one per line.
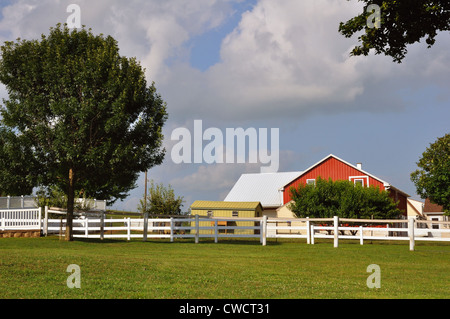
(158, 0), (450, 123)
(2, 0), (448, 125)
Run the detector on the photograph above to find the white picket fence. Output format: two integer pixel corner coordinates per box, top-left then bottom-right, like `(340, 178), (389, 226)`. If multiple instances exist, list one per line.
(0, 208), (41, 231)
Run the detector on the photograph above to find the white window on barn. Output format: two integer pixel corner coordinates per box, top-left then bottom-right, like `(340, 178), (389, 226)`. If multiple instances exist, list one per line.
(354, 179), (364, 187)
(306, 179), (316, 186)
(349, 176), (369, 187)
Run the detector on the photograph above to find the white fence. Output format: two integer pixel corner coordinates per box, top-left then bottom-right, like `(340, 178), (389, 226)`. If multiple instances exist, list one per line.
(0, 196), (37, 209)
(0, 196), (107, 210)
(46, 215), (264, 244)
(2, 207), (450, 251)
(0, 208), (42, 231)
(43, 214), (450, 250)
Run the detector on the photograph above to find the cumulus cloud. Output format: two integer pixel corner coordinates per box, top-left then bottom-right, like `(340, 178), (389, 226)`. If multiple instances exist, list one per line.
(159, 0), (450, 123)
(2, 0), (448, 125)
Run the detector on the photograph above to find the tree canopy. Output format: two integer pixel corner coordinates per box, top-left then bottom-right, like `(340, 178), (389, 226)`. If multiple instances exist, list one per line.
(411, 133), (450, 215)
(289, 177), (401, 219)
(138, 180), (185, 216)
(0, 24), (168, 240)
(339, 0), (450, 63)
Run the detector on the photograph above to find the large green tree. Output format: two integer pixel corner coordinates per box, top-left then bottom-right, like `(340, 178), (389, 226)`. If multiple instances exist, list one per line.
(411, 133), (450, 215)
(289, 177), (401, 219)
(0, 24), (168, 241)
(339, 0), (450, 63)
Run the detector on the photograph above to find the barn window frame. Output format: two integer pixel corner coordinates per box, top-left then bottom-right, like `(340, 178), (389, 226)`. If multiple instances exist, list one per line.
(349, 176), (369, 187)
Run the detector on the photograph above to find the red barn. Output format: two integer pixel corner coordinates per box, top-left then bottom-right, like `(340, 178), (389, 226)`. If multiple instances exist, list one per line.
(282, 154), (409, 215)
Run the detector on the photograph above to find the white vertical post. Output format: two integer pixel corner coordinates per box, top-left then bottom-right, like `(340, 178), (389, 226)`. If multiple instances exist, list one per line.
(44, 206), (49, 236)
(262, 215), (267, 246)
(306, 217), (310, 244)
(214, 220), (218, 243)
(7, 196), (10, 209)
(38, 207), (42, 231)
(195, 215), (199, 244)
(127, 217), (131, 241)
(85, 218), (89, 238)
(334, 216), (339, 248)
(409, 218), (415, 251)
(311, 225), (315, 245)
(1, 217), (5, 231)
(170, 217), (174, 242)
(359, 226), (364, 245)
(21, 195), (24, 208)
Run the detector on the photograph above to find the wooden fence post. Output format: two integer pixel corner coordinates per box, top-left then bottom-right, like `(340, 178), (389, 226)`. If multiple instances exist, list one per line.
(195, 215), (199, 244)
(409, 218), (415, 251)
(334, 216), (339, 248)
(311, 225), (315, 245)
(100, 212), (105, 241)
(143, 212), (148, 242)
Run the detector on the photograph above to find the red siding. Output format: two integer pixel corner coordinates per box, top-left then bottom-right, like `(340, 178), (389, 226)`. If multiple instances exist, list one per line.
(388, 189), (408, 216)
(283, 157), (385, 204)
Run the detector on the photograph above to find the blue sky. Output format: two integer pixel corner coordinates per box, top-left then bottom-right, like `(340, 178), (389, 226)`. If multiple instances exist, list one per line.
(0, 1), (448, 212)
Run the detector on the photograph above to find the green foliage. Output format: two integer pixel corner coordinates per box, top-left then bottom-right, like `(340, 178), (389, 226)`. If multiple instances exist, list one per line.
(138, 180), (185, 216)
(34, 185), (94, 211)
(289, 177), (401, 219)
(0, 23), (168, 204)
(339, 0), (450, 63)
(0, 127), (37, 195)
(411, 133), (450, 215)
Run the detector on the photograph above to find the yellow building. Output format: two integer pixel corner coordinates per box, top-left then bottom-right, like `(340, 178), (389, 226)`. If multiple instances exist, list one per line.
(190, 201), (263, 235)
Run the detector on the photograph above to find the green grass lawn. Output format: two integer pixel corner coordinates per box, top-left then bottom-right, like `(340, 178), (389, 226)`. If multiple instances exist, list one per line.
(0, 237), (449, 299)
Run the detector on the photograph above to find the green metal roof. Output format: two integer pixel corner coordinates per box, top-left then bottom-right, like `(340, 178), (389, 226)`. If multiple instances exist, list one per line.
(190, 201), (262, 211)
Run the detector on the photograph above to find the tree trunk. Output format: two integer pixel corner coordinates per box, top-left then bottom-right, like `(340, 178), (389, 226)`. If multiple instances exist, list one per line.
(65, 168), (75, 241)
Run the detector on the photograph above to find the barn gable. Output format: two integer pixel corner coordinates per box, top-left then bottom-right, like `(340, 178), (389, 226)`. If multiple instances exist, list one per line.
(282, 154), (409, 214)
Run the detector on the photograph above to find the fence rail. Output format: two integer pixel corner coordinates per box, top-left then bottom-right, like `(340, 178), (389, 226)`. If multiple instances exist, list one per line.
(2, 206), (450, 251)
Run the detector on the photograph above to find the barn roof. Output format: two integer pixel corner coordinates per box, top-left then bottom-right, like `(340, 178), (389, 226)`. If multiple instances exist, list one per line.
(224, 171), (303, 208)
(191, 200), (262, 211)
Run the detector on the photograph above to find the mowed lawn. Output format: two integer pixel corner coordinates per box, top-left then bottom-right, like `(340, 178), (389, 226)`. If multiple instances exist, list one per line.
(0, 237), (449, 299)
